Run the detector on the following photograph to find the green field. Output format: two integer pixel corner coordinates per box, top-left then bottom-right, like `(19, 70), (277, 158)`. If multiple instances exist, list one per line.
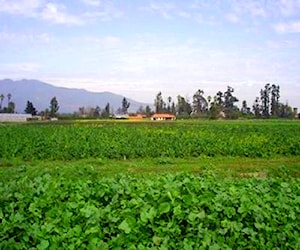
(1, 120), (300, 249)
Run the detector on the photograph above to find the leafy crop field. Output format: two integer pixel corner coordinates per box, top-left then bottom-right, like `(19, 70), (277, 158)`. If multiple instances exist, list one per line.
(0, 120), (300, 249)
(1, 167), (300, 249)
(0, 120), (299, 160)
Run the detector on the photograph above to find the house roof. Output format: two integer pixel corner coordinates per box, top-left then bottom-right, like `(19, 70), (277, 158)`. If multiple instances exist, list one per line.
(151, 113), (176, 118)
(128, 114), (145, 119)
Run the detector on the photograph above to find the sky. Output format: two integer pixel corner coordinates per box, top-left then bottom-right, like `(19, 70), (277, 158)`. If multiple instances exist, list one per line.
(0, 0), (299, 109)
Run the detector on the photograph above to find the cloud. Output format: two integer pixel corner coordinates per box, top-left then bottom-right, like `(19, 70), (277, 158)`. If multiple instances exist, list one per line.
(1, 62), (41, 72)
(83, 35), (121, 48)
(80, 0), (101, 7)
(0, 0), (122, 25)
(141, 2), (178, 19)
(0, 30), (52, 43)
(274, 21), (300, 33)
(265, 39), (300, 49)
(228, 0), (268, 19)
(82, 0), (123, 22)
(40, 3), (84, 25)
(83, 9), (123, 22)
(277, 0), (300, 17)
(0, 0), (84, 25)
(0, 0), (42, 16)
(225, 13), (240, 23)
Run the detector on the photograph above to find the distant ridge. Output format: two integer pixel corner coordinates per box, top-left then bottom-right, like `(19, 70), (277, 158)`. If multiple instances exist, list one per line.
(0, 79), (147, 113)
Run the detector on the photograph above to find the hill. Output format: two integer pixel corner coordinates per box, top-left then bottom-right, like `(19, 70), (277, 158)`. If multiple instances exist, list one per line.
(0, 79), (147, 113)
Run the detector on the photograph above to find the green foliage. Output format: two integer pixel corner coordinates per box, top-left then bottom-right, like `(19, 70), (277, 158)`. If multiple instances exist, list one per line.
(1, 169), (300, 249)
(0, 121), (299, 160)
(122, 97), (130, 114)
(1, 121), (299, 248)
(25, 100), (37, 115)
(49, 97), (59, 117)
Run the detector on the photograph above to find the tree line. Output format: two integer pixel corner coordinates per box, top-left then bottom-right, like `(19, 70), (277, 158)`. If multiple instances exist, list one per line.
(153, 83), (298, 119)
(0, 93), (15, 113)
(1, 83), (298, 119)
(0, 94), (59, 118)
(74, 97), (132, 118)
(72, 83), (297, 119)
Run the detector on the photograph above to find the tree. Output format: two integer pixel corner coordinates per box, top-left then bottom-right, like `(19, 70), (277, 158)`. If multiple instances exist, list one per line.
(78, 106), (97, 118)
(1, 93), (15, 113)
(216, 91), (223, 107)
(5, 101), (15, 113)
(78, 107), (85, 117)
(260, 83), (271, 118)
(278, 102), (294, 118)
(154, 92), (165, 113)
(24, 101), (37, 115)
(271, 84), (280, 117)
(49, 97), (59, 117)
(177, 95), (192, 117)
(101, 102), (110, 118)
(209, 96), (222, 119)
(167, 96), (172, 113)
(136, 106), (145, 114)
(252, 97), (261, 118)
(0, 94), (4, 111)
(122, 97), (130, 114)
(94, 106), (101, 117)
(224, 86), (238, 109)
(41, 108), (50, 119)
(256, 83), (281, 118)
(241, 100), (248, 114)
(171, 102), (176, 114)
(192, 89), (208, 115)
(208, 87), (238, 119)
(223, 86), (239, 119)
(145, 105), (152, 117)
(7, 93), (11, 107)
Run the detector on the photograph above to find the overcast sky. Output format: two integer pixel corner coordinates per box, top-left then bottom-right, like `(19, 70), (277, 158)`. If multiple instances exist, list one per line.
(0, 0), (299, 108)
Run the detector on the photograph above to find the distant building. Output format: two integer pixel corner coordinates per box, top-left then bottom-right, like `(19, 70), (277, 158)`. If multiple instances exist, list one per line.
(114, 114), (129, 119)
(151, 113), (176, 121)
(114, 114), (146, 120)
(0, 114), (32, 122)
(128, 114), (145, 120)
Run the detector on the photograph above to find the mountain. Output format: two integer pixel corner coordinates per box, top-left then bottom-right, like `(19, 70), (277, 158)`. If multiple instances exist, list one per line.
(0, 79), (148, 114)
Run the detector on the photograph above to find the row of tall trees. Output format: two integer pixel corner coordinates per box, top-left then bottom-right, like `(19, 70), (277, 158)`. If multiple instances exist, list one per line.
(24, 97), (59, 118)
(0, 93), (59, 118)
(153, 86), (240, 119)
(50, 83), (297, 120)
(252, 84), (294, 118)
(0, 93), (15, 113)
(74, 97), (132, 118)
(76, 103), (111, 118)
(153, 83), (297, 119)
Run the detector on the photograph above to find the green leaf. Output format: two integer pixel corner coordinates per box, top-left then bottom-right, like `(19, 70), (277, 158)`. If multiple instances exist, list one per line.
(198, 210), (206, 220)
(118, 219), (131, 234)
(158, 202), (170, 214)
(37, 240), (49, 250)
(153, 235), (162, 246)
(140, 211), (149, 223)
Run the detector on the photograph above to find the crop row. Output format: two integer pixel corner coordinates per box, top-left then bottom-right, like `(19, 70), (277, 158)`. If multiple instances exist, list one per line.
(0, 122), (299, 160)
(1, 168), (299, 249)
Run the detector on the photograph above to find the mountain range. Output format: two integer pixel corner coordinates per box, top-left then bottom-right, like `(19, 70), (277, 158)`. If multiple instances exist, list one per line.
(0, 79), (148, 114)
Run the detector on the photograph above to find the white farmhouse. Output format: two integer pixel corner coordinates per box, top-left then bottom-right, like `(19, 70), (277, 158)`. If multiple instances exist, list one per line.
(0, 114), (32, 122)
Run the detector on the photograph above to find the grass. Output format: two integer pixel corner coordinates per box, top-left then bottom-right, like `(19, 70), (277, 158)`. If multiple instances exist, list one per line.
(1, 156), (299, 182)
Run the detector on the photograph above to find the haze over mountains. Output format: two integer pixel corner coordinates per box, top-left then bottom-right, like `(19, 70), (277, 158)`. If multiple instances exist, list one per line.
(0, 79), (147, 114)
